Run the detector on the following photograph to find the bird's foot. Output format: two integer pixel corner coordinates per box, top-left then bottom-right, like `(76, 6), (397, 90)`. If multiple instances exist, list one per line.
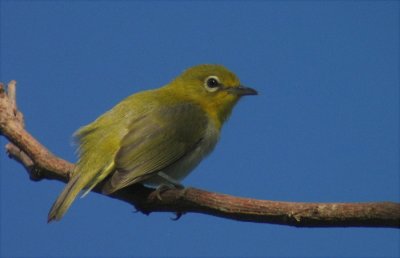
(171, 211), (186, 221)
(155, 183), (184, 200)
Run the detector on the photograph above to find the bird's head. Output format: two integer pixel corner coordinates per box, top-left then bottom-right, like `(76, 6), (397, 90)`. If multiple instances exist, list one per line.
(170, 64), (257, 127)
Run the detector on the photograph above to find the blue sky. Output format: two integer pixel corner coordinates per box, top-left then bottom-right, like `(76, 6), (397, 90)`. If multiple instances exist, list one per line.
(1, 1), (399, 257)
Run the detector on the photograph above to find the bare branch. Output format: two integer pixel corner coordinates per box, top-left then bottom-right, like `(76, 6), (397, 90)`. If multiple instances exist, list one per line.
(1, 81), (399, 228)
(0, 81), (74, 180)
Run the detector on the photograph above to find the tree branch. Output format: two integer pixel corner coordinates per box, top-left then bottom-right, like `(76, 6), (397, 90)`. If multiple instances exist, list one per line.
(1, 81), (399, 228)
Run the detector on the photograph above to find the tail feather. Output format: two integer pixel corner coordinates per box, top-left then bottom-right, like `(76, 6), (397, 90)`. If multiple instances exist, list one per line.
(48, 160), (116, 222)
(47, 174), (82, 222)
(81, 161), (115, 198)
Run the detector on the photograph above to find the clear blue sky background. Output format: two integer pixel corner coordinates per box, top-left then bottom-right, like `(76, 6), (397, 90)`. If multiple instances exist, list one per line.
(1, 1), (399, 257)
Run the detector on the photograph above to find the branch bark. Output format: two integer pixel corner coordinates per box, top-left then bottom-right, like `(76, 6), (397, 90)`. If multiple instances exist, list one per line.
(1, 81), (399, 228)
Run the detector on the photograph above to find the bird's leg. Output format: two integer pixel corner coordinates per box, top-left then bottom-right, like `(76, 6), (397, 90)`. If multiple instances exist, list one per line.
(155, 172), (187, 220)
(155, 172), (184, 200)
(157, 171), (184, 189)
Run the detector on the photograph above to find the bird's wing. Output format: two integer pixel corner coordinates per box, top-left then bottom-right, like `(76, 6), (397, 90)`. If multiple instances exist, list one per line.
(102, 102), (208, 194)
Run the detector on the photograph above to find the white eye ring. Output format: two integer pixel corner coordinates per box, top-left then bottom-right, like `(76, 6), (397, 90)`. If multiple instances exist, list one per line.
(204, 76), (220, 92)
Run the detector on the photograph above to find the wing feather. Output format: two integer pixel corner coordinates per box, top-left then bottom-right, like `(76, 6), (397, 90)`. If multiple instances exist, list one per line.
(102, 102), (208, 194)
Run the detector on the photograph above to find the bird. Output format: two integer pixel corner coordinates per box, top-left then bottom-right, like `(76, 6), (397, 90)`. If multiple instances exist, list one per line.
(48, 64), (257, 222)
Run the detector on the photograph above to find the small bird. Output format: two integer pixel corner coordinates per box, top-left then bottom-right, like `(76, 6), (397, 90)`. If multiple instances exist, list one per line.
(48, 64), (257, 222)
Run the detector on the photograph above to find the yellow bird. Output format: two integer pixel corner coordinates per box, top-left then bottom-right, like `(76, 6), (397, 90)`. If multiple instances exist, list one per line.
(48, 64), (257, 222)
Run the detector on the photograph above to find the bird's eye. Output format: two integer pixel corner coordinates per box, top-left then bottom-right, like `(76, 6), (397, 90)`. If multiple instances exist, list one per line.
(207, 78), (219, 88)
(204, 76), (220, 92)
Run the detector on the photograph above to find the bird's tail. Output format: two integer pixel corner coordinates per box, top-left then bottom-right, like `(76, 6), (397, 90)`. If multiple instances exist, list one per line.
(47, 160), (115, 222)
(47, 174), (84, 222)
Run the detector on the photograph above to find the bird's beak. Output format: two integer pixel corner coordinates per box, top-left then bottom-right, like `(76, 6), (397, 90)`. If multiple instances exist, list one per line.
(226, 85), (258, 96)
